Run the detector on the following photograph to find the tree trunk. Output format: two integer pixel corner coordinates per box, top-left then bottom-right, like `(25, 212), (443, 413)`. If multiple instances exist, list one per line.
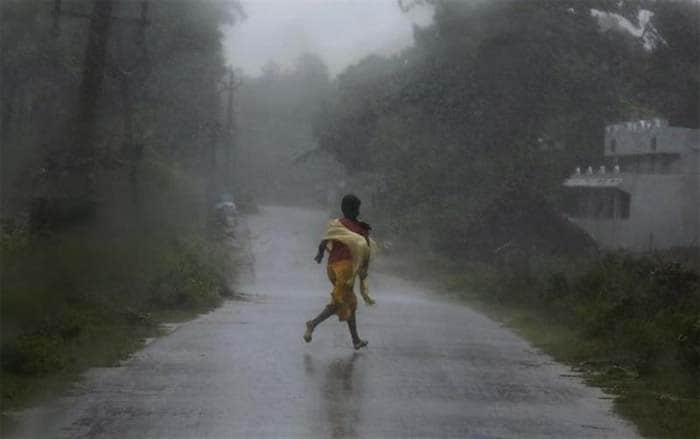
(73, 0), (113, 170)
(35, 0), (114, 230)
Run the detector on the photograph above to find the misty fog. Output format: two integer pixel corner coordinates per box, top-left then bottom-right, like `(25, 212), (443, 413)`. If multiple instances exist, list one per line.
(1, 1), (698, 438)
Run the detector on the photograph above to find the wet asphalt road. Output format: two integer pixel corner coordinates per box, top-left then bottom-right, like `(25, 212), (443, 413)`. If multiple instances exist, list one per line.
(7, 206), (638, 438)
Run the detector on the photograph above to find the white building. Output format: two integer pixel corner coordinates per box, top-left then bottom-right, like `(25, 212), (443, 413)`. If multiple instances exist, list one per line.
(563, 119), (699, 250)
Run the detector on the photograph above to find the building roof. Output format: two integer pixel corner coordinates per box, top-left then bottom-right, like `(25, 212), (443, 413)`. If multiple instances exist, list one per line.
(604, 119), (699, 157)
(564, 176), (623, 188)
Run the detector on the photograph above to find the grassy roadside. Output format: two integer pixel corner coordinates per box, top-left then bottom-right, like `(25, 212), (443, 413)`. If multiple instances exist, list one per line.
(0, 218), (240, 427)
(440, 254), (700, 439)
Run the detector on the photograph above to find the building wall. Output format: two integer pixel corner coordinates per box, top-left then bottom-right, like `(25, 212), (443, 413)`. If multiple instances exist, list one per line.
(566, 120), (699, 250)
(681, 150), (700, 246)
(625, 174), (690, 249)
(605, 120), (699, 156)
(569, 175), (687, 250)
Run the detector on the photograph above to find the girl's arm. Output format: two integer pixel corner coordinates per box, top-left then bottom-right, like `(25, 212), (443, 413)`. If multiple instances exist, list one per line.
(314, 240), (328, 263)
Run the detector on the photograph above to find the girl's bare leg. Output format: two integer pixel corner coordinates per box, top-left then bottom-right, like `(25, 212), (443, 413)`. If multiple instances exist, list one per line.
(347, 312), (367, 349)
(304, 304), (336, 342)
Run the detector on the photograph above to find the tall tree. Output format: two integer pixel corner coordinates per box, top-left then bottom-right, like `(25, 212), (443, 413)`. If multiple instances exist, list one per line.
(315, 0), (697, 258)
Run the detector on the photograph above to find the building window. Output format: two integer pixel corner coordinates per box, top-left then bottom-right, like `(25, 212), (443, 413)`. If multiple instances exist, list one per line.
(651, 136), (657, 151)
(610, 138), (617, 153)
(640, 155), (654, 173)
(563, 188), (630, 220)
(662, 154), (680, 173)
(617, 190), (630, 219)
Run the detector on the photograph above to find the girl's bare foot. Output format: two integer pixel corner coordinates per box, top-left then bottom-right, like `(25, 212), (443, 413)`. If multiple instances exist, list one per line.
(353, 339), (368, 350)
(303, 321), (313, 343)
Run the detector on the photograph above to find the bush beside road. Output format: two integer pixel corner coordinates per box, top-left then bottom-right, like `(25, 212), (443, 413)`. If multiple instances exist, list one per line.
(444, 252), (699, 439)
(0, 216), (243, 417)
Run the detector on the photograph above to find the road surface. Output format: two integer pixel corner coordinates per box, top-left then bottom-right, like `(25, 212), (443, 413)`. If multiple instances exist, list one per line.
(6, 206), (638, 438)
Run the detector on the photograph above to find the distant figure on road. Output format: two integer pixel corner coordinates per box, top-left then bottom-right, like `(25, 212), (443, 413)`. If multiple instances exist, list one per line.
(304, 194), (376, 349)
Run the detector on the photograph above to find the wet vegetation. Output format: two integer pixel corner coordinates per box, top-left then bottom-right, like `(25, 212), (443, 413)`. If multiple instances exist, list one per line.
(315, 0), (698, 255)
(1, 220), (232, 407)
(309, 1), (700, 437)
(1, 0), (699, 437)
(1, 0), (242, 410)
(442, 252), (699, 438)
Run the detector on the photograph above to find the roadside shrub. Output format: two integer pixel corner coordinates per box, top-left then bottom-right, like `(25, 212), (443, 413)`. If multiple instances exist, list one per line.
(3, 333), (67, 375)
(676, 315), (700, 372)
(0, 220), (29, 256)
(1, 221), (229, 384)
(542, 271), (570, 303)
(446, 263), (502, 296)
(447, 249), (699, 437)
(648, 260), (699, 308)
(148, 239), (224, 310)
(451, 251), (700, 379)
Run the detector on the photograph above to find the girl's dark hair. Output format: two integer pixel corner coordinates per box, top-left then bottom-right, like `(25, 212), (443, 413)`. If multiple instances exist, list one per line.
(341, 194), (361, 216)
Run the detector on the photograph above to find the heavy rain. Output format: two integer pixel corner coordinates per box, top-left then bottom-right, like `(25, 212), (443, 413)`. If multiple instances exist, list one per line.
(1, 1), (698, 438)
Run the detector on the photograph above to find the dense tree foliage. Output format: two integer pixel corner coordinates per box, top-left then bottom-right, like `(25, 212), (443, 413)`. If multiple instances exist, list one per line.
(1, 0), (241, 225)
(314, 0), (699, 259)
(0, 0), (244, 405)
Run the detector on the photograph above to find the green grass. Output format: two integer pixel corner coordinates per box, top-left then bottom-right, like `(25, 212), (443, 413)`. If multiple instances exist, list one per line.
(0, 220), (236, 419)
(443, 253), (700, 439)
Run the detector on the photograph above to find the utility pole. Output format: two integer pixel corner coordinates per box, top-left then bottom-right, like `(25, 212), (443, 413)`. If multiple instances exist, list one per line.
(74, 0), (114, 166)
(108, 3), (150, 207)
(221, 68), (242, 192)
(205, 69), (241, 237)
(48, 0), (115, 212)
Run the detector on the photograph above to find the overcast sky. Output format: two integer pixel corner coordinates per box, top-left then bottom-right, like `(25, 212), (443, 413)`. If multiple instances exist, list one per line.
(222, 0), (433, 77)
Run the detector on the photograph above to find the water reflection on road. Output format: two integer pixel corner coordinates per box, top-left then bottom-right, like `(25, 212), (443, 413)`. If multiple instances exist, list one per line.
(304, 352), (362, 439)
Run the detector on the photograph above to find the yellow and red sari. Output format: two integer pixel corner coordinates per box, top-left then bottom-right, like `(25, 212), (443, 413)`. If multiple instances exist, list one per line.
(323, 218), (377, 321)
